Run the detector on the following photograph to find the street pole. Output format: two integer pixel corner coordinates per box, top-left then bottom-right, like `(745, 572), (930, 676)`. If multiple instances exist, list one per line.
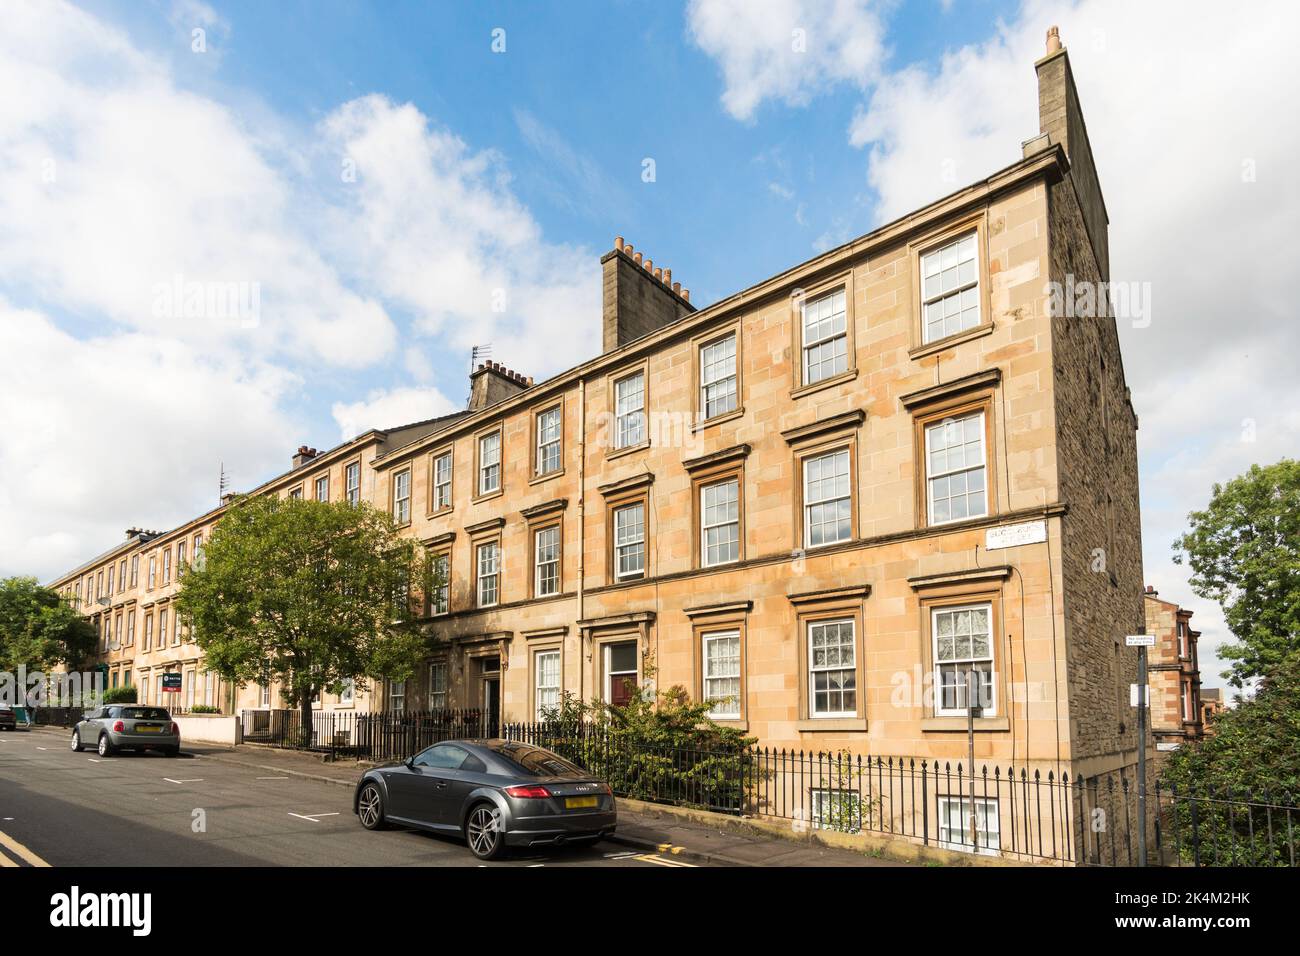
(966, 667), (981, 850)
(1137, 641), (1148, 867)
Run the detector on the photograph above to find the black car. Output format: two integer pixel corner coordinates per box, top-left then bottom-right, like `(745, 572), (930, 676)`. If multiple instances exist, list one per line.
(354, 739), (616, 860)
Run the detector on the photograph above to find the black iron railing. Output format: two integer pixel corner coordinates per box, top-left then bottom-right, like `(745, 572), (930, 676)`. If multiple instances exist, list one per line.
(240, 708), (489, 761)
(235, 708), (1300, 866)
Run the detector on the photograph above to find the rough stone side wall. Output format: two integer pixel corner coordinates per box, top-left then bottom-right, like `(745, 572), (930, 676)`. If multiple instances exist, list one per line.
(1048, 177), (1145, 775)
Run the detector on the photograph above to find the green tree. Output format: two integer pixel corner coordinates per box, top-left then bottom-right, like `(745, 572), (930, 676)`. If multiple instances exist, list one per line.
(1160, 658), (1300, 865)
(174, 495), (435, 745)
(0, 576), (97, 675)
(1174, 459), (1300, 686)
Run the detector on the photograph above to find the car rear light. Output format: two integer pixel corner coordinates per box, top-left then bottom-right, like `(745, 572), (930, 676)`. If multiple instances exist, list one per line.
(504, 785), (552, 799)
(600, 783), (612, 795)
(112, 720), (124, 732)
(170, 722), (179, 735)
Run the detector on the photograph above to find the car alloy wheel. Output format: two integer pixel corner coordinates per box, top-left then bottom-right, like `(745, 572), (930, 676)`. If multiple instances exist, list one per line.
(70, 730), (82, 752)
(466, 804), (503, 860)
(358, 784), (384, 830)
(97, 735), (111, 757)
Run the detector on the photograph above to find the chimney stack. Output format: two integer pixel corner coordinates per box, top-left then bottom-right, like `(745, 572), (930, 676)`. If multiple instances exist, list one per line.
(470, 360), (533, 411)
(600, 236), (696, 353)
(1035, 25), (1110, 279)
(292, 445), (318, 469)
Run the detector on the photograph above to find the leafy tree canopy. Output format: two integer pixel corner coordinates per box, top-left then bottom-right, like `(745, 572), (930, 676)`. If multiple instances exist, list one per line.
(174, 495), (435, 738)
(0, 576), (97, 673)
(1174, 459), (1300, 686)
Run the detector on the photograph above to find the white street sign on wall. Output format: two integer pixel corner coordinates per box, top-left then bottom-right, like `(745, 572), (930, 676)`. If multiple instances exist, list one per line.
(985, 520), (1047, 551)
(1125, 634), (1155, 647)
(1130, 684), (1151, 707)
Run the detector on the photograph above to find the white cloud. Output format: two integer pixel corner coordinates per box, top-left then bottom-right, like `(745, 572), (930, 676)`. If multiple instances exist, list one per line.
(0, 0), (397, 370)
(692, 0), (1300, 684)
(0, 299), (298, 581)
(318, 95), (601, 374)
(687, 0), (888, 121)
(331, 386), (461, 443)
(0, 1), (605, 581)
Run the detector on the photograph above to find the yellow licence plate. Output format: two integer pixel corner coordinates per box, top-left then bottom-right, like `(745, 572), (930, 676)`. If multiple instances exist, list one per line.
(565, 796), (598, 809)
(135, 726), (161, 733)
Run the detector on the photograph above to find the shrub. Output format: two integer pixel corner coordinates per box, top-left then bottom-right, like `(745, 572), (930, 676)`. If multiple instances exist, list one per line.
(536, 673), (756, 812)
(1160, 658), (1300, 865)
(188, 704), (221, 714)
(103, 685), (137, 704)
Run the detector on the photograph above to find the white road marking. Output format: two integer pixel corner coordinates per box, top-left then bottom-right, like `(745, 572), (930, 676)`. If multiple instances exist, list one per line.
(257, 776), (289, 780)
(288, 812), (340, 823)
(163, 778), (203, 784)
(604, 851), (637, 859)
(634, 853), (695, 868)
(87, 758), (100, 763)
(528, 863), (545, 868)
(35, 747), (47, 751)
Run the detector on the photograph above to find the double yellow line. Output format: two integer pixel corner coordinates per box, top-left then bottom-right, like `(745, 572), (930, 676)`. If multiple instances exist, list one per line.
(0, 829), (51, 867)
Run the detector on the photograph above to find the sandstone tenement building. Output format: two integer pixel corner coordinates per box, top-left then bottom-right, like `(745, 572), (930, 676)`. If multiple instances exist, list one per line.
(50, 32), (1146, 800)
(1143, 586), (1205, 751)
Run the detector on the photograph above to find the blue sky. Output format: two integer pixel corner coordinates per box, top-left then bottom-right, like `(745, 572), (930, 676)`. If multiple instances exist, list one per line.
(3, 1), (1298, 690)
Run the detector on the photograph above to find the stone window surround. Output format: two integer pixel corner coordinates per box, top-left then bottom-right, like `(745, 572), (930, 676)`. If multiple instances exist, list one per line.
(901, 369), (1001, 531)
(523, 499), (566, 600)
(685, 600), (752, 729)
(606, 359), (650, 459)
(426, 442), (454, 518)
(787, 585), (870, 732)
(528, 638), (564, 722)
(466, 518), (505, 609)
(473, 425), (504, 503)
(391, 465), (413, 528)
(789, 267), (858, 399)
(685, 444), (750, 571)
(423, 530), (455, 617)
(529, 397), (566, 484)
(906, 210), (995, 360)
(691, 321), (744, 430)
(908, 565), (1013, 733)
(599, 473), (653, 585)
(782, 410), (865, 553)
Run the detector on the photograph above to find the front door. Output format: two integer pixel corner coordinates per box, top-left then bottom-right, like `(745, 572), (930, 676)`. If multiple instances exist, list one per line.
(605, 641), (639, 708)
(483, 674), (500, 737)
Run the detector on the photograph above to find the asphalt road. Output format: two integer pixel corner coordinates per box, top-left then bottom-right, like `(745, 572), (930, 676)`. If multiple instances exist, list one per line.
(0, 729), (703, 868)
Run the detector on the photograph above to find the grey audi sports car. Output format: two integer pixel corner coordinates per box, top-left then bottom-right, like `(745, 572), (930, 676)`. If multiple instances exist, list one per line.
(353, 739), (616, 860)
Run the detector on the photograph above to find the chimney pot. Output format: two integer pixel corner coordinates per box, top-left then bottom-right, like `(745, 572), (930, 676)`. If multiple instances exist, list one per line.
(654, 267), (663, 280)
(663, 268), (671, 285)
(1046, 25), (1061, 55)
(682, 289), (690, 303)
(672, 281), (681, 294)
(624, 243), (633, 255)
(644, 258), (652, 272)
(614, 236), (624, 251)
(633, 252), (642, 265)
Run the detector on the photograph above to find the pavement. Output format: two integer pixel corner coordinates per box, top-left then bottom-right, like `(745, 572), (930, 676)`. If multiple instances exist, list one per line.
(2, 726), (900, 868)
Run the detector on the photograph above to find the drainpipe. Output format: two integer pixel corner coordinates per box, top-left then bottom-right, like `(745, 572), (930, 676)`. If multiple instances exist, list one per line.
(577, 376), (586, 706)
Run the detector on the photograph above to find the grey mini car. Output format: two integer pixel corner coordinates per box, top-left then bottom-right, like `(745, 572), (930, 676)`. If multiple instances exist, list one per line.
(354, 739), (616, 860)
(71, 705), (181, 757)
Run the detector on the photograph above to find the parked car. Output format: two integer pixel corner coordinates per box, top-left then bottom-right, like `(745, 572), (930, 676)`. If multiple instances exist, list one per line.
(71, 705), (181, 757)
(353, 739), (616, 860)
(0, 704), (15, 732)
